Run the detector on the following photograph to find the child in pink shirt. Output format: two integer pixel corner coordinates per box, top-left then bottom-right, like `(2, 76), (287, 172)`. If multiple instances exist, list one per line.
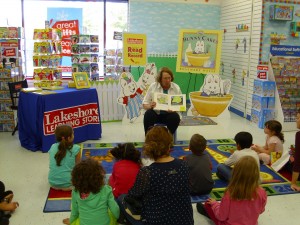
(252, 120), (284, 164)
(197, 156), (267, 225)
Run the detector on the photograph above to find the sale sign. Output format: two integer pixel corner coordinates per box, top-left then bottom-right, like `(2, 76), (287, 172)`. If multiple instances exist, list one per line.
(1, 47), (17, 57)
(257, 65), (268, 80)
(52, 20), (79, 56)
(43, 103), (100, 136)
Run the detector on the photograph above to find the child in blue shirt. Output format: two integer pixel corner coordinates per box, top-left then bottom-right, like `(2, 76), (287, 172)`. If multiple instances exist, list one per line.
(48, 124), (81, 191)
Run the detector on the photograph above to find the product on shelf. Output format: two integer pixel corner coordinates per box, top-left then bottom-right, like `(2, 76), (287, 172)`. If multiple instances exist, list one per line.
(32, 28), (62, 88)
(270, 56), (300, 122)
(251, 78), (276, 128)
(0, 28), (24, 132)
(103, 48), (129, 80)
(71, 34), (100, 80)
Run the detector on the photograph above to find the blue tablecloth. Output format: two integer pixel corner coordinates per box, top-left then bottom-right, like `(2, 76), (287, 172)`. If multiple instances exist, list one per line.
(18, 87), (102, 152)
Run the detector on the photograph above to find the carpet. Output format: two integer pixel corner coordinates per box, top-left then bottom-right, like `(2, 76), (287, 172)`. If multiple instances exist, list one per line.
(179, 116), (217, 126)
(43, 139), (296, 212)
(43, 188), (71, 213)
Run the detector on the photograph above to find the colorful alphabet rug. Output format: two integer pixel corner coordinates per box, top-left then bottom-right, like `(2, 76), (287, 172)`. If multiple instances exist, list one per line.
(43, 139), (296, 212)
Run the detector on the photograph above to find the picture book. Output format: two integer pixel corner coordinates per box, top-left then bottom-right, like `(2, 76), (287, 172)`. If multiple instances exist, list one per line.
(22, 87), (42, 92)
(271, 151), (282, 164)
(33, 90), (57, 95)
(154, 93), (186, 112)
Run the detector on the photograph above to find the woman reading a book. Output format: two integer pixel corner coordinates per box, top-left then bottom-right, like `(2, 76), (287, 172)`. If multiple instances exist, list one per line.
(142, 67), (182, 135)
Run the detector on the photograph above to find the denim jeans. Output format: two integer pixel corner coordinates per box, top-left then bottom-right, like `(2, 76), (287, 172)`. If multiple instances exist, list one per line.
(216, 163), (232, 182)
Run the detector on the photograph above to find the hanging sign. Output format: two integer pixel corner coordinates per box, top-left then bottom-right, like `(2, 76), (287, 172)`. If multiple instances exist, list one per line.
(257, 65), (268, 80)
(123, 33), (147, 66)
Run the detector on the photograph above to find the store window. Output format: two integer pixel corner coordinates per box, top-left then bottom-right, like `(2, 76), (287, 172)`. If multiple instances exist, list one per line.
(0, 0), (128, 79)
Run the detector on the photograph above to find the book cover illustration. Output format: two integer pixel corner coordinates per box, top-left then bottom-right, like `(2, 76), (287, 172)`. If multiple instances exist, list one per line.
(154, 93), (186, 112)
(176, 29), (223, 74)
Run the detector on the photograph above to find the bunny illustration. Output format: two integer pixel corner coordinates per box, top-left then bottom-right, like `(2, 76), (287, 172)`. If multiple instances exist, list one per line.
(200, 74), (222, 96)
(137, 63), (157, 97)
(184, 43), (193, 65)
(118, 72), (144, 122)
(194, 41), (205, 54)
(221, 79), (231, 95)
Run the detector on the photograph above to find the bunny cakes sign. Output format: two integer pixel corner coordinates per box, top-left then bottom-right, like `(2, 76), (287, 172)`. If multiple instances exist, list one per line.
(188, 74), (233, 117)
(176, 29), (223, 74)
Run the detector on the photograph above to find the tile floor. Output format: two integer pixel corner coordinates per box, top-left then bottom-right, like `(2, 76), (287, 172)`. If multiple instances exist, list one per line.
(1, 112), (300, 225)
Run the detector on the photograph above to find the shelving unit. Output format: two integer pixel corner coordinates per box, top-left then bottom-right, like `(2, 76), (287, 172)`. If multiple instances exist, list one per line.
(32, 28), (63, 88)
(0, 27), (24, 132)
(103, 48), (129, 80)
(268, 55), (300, 131)
(71, 34), (100, 80)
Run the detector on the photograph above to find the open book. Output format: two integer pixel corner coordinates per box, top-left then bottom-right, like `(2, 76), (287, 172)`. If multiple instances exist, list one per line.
(154, 93), (186, 111)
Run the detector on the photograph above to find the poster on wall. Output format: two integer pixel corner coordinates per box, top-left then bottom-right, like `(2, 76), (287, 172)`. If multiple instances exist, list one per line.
(123, 33), (147, 66)
(47, 8), (82, 72)
(176, 29), (223, 74)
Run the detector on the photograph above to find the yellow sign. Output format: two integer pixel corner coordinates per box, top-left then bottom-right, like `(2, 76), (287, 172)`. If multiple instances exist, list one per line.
(123, 33), (147, 66)
(176, 29), (223, 74)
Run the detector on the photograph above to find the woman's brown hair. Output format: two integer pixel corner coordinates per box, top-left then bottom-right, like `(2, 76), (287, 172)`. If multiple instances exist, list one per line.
(54, 124), (74, 166)
(156, 67), (174, 83)
(143, 126), (173, 161)
(226, 156), (260, 200)
(72, 158), (105, 194)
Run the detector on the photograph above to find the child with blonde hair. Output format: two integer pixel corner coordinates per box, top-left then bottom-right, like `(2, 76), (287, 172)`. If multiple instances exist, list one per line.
(48, 124), (81, 191)
(197, 156), (267, 225)
(252, 120), (284, 164)
(63, 158), (119, 225)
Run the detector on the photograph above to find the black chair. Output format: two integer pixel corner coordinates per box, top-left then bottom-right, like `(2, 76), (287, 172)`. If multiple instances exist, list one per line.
(8, 79), (28, 135)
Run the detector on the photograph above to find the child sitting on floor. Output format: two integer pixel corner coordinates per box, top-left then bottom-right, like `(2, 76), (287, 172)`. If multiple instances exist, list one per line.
(0, 181), (19, 225)
(48, 124), (81, 191)
(63, 158), (119, 225)
(216, 131), (259, 182)
(197, 156), (267, 225)
(109, 143), (142, 198)
(252, 120), (284, 165)
(184, 134), (214, 195)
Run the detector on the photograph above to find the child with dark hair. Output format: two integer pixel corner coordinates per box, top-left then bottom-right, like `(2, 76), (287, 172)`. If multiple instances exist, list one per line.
(217, 131), (259, 182)
(184, 134), (214, 195)
(197, 156), (267, 225)
(0, 181), (19, 225)
(252, 120), (284, 164)
(109, 143), (141, 198)
(63, 158), (119, 225)
(48, 124), (81, 191)
(117, 126), (194, 225)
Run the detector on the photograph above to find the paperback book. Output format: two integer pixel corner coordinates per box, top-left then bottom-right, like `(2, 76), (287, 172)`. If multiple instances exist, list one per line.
(154, 93), (186, 111)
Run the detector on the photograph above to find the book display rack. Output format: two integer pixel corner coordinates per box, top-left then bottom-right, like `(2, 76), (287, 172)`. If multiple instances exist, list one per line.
(0, 27), (24, 132)
(32, 28), (63, 88)
(71, 34), (100, 80)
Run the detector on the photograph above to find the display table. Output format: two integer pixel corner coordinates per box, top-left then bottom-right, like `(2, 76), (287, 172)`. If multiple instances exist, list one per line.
(18, 87), (102, 152)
